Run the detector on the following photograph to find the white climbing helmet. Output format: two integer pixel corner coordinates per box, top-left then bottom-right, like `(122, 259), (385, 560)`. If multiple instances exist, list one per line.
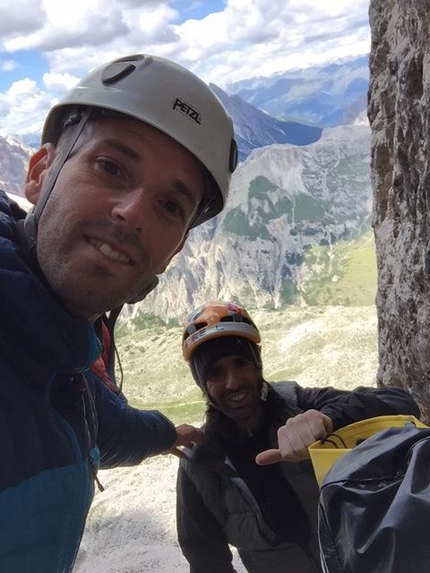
(42, 53), (238, 227)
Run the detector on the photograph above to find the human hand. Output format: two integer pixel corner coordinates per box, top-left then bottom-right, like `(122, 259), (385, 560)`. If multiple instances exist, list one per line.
(255, 409), (333, 465)
(164, 423), (204, 459)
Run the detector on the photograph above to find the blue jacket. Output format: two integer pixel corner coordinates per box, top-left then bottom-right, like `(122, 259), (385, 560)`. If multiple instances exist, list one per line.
(0, 192), (177, 573)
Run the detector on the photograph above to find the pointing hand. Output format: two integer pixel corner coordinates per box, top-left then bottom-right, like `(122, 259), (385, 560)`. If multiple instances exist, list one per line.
(255, 410), (333, 465)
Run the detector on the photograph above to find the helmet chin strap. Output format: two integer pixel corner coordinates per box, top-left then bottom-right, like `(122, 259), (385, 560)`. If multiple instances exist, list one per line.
(24, 108), (93, 255)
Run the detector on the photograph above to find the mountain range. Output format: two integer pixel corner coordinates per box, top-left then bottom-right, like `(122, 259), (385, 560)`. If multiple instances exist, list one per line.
(228, 55), (369, 127)
(134, 123), (372, 321)
(211, 84), (322, 161)
(0, 56), (373, 324)
(8, 56), (368, 158)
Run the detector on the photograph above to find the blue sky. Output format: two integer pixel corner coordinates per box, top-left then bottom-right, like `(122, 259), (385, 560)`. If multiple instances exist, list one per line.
(0, 50), (47, 89)
(0, 0), (371, 139)
(171, 0), (227, 23)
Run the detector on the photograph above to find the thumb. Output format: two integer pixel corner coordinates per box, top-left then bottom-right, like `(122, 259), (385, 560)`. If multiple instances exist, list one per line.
(255, 448), (283, 466)
(162, 447), (187, 459)
(170, 447), (186, 459)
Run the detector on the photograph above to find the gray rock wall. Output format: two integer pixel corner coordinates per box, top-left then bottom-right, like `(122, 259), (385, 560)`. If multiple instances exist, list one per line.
(369, 0), (430, 419)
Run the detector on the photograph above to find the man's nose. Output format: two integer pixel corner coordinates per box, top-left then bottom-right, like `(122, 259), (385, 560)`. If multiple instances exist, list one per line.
(225, 370), (240, 390)
(111, 189), (148, 231)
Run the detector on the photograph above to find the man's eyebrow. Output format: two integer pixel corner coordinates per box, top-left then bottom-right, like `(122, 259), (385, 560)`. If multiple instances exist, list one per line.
(102, 138), (140, 161)
(171, 179), (201, 208)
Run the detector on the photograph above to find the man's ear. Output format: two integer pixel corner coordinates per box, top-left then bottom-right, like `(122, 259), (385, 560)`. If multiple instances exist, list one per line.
(24, 143), (56, 205)
(157, 234), (188, 274)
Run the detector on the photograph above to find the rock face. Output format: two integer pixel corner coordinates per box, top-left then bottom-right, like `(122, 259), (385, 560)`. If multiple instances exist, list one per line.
(369, 0), (430, 419)
(136, 125), (372, 321)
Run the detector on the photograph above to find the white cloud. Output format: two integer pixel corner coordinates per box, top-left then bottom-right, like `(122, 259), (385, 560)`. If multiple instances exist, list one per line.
(0, 78), (50, 137)
(3, 1), (180, 53)
(4, 1), (130, 52)
(43, 71), (81, 93)
(0, 0), (371, 136)
(2, 0), (370, 78)
(1, 59), (17, 72)
(172, 0), (370, 85)
(0, 0), (45, 38)
(0, 69), (84, 137)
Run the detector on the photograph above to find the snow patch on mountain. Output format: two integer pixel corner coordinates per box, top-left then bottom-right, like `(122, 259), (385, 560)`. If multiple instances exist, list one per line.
(0, 135), (32, 196)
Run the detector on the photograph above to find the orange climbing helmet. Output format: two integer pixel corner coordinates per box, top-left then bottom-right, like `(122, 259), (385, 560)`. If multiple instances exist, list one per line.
(182, 301), (261, 363)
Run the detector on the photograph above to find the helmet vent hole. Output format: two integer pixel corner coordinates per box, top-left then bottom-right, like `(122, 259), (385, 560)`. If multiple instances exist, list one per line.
(114, 54), (146, 63)
(184, 321), (207, 339)
(101, 63), (136, 85)
(219, 315), (254, 326)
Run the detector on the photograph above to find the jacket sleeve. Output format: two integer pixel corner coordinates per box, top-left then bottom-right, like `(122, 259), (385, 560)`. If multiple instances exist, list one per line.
(294, 385), (421, 432)
(177, 465), (237, 573)
(91, 374), (177, 468)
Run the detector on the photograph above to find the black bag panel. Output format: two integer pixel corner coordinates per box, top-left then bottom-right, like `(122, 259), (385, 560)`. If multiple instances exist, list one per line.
(318, 425), (430, 573)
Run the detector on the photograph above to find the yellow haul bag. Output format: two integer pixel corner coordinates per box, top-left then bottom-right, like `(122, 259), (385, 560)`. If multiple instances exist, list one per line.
(308, 414), (427, 487)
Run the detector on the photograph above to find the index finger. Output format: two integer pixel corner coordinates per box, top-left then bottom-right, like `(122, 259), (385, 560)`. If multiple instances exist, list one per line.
(255, 448), (283, 466)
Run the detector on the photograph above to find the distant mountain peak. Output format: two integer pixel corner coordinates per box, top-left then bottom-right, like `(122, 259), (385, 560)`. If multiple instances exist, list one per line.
(209, 83), (322, 162)
(0, 135), (32, 197)
(226, 55), (369, 129)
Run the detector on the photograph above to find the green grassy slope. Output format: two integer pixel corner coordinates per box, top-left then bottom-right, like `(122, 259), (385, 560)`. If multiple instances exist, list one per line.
(301, 231), (377, 306)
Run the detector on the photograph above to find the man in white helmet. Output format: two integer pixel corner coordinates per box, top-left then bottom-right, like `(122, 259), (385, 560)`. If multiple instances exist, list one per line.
(0, 54), (237, 573)
(177, 301), (420, 573)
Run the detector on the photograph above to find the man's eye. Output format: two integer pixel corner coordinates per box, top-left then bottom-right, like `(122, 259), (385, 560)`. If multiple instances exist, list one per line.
(207, 369), (221, 382)
(235, 359), (253, 370)
(164, 200), (184, 218)
(101, 160), (120, 176)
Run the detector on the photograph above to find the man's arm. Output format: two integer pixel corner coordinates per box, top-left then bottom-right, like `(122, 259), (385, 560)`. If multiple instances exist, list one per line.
(91, 374), (202, 468)
(256, 385), (420, 465)
(295, 385), (421, 431)
(177, 465), (237, 573)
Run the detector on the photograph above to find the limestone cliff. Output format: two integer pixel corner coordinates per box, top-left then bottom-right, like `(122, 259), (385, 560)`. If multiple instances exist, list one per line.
(369, 0), (430, 419)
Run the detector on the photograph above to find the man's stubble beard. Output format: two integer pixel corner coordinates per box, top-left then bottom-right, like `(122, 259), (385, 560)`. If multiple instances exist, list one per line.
(36, 201), (152, 319)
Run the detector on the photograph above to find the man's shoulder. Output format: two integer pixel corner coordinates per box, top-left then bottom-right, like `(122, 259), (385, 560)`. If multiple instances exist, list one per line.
(0, 194), (27, 273)
(268, 380), (300, 401)
(0, 191), (16, 238)
(265, 380), (307, 421)
(0, 190), (11, 211)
